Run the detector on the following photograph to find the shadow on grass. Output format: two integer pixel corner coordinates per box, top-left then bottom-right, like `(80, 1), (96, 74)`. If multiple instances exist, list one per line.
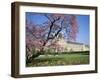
(26, 53), (89, 67)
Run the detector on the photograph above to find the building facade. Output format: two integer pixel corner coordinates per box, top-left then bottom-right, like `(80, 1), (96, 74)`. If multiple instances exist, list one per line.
(45, 37), (89, 52)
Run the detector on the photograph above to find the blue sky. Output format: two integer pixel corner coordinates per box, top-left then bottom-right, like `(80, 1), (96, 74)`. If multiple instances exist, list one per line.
(76, 15), (89, 45)
(26, 12), (89, 45)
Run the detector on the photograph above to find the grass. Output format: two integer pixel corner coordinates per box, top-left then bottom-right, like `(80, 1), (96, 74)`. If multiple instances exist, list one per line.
(26, 53), (89, 67)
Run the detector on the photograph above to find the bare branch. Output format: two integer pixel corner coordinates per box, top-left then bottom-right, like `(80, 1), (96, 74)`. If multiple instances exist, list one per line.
(44, 14), (52, 22)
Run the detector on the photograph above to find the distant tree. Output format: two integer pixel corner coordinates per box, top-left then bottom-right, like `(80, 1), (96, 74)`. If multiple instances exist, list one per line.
(26, 13), (78, 62)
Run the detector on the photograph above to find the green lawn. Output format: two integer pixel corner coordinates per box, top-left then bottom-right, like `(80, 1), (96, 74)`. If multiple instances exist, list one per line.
(26, 54), (89, 67)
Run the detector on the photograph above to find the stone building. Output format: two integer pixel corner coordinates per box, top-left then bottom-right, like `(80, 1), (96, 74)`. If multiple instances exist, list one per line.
(45, 35), (89, 52)
(65, 41), (89, 52)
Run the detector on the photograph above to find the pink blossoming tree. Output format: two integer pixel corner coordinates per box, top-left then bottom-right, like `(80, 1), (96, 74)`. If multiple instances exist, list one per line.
(26, 13), (78, 63)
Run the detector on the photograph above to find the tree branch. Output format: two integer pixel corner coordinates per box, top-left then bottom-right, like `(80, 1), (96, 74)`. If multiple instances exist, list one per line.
(26, 27), (40, 39)
(44, 14), (52, 22)
(49, 19), (64, 40)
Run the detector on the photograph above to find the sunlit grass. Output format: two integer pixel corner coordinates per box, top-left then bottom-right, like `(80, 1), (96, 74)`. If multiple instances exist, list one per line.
(26, 53), (89, 67)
